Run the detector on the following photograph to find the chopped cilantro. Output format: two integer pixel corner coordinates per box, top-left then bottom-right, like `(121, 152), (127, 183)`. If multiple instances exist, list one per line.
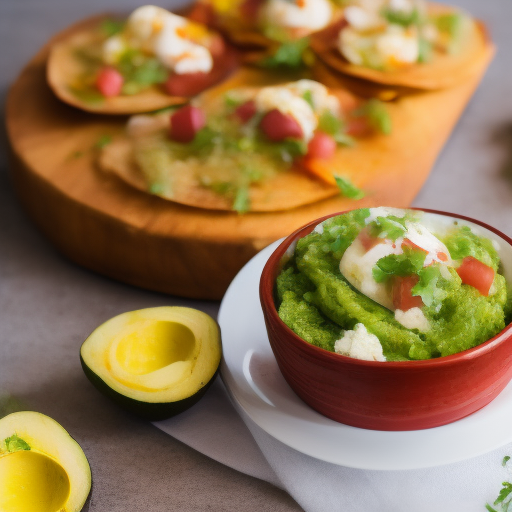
(356, 99), (392, 135)
(333, 133), (356, 147)
(486, 505), (499, 512)
(382, 7), (421, 27)
(372, 248), (426, 283)
(334, 176), (365, 200)
(100, 19), (125, 37)
(224, 94), (242, 109)
(69, 87), (104, 105)
(277, 139), (308, 162)
(94, 135), (112, 149)
(318, 111), (343, 136)
(149, 183), (164, 195)
(302, 90), (315, 109)
(190, 127), (218, 152)
(504, 456), (511, 467)
(435, 13), (464, 54)
(260, 37), (310, 69)
(488, 457), (512, 511)
(354, 208), (371, 225)
(412, 265), (445, 307)
(5, 434), (31, 452)
(233, 186), (250, 213)
(369, 215), (407, 241)
(418, 37), (433, 63)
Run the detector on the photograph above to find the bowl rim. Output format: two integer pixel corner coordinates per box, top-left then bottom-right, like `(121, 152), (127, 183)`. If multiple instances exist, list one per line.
(260, 207), (512, 369)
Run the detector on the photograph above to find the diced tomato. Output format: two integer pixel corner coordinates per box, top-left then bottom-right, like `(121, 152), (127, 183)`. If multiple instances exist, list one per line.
(456, 256), (495, 296)
(437, 252), (448, 262)
(186, 3), (216, 25)
(392, 275), (423, 311)
(234, 100), (257, 123)
(240, 0), (265, 20)
(260, 109), (303, 141)
(346, 117), (373, 138)
(208, 34), (226, 59)
(336, 89), (360, 114)
(169, 105), (206, 143)
(96, 67), (124, 97)
(165, 72), (211, 97)
(358, 228), (384, 251)
(401, 238), (427, 254)
(307, 132), (337, 160)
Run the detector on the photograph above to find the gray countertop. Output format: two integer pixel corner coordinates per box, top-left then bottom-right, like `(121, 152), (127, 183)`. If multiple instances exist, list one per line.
(1, 1), (512, 510)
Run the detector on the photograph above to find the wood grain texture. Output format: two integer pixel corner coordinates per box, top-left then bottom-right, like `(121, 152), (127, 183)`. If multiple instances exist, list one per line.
(6, 15), (493, 300)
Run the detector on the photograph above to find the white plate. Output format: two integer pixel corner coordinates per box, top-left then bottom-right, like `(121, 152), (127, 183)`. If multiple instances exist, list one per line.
(218, 240), (512, 471)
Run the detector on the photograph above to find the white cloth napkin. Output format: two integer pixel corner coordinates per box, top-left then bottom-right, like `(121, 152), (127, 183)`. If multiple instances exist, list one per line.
(155, 378), (512, 512)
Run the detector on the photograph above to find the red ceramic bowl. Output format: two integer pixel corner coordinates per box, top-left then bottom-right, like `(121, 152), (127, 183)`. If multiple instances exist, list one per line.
(260, 209), (512, 431)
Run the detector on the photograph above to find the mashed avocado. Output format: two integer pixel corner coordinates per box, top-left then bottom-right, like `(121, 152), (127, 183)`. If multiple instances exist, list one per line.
(276, 208), (512, 361)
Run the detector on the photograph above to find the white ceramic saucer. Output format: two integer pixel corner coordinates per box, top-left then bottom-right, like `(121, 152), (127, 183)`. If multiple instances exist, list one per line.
(218, 240), (512, 470)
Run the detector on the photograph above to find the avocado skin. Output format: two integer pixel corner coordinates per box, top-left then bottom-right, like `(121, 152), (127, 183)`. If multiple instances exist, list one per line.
(80, 355), (218, 421)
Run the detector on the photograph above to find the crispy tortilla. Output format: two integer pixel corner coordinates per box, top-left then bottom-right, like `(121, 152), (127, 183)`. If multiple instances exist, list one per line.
(310, 5), (494, 90)
(99, 68), (390, 212)
(46, 16), (239, 115)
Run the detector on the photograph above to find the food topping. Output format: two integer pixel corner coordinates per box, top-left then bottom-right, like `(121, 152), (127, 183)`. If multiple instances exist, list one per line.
(169, 105), (206, 143)
(96, 67), (124, 97)
(337, 0), (469, 70)
(276, 208), (509, 361)
(334, 323), (386, 361)
(103, 6), (214, 75)
(262, 0), (333, 34)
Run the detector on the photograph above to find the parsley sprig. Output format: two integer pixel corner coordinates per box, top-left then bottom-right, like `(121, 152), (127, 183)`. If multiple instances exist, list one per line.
(487, 456), (512, 512)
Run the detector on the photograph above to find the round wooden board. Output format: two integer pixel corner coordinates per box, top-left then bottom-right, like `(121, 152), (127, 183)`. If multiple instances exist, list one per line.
(6, 16), (494, 300)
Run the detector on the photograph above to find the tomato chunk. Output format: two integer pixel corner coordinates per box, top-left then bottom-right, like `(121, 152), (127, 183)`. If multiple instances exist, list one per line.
(165, 72), (211, 97)
(234, 100), (257, 123)
(260, 109), (303, 141)
(401, 238), (427, 253)
(240, 0), (265, 20)
(307, 132), (336, 160)
(96, 67), (124, 97)
(169, 105), (206, 143)
(456, 256), (495, 296)
(392, 275), (423, 311)
(357, 228), (383, 251)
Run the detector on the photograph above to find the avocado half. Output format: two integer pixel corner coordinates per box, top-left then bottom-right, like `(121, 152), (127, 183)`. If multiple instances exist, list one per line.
(0, 411), (91, 512)
(80, 307), (222, 420)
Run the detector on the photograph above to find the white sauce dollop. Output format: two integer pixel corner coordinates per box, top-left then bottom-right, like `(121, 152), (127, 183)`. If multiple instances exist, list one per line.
(263, 0), (333, 33)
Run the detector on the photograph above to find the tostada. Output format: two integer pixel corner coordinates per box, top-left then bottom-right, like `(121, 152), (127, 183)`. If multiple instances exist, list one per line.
(310, 0), (493, 90)
(99, 78), (391, 213)
(47, 5), (239, 114)
(188, 0), (344, 68)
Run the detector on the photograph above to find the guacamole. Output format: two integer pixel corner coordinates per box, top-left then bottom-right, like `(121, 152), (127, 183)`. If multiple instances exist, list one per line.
(276, 208), (512, 361)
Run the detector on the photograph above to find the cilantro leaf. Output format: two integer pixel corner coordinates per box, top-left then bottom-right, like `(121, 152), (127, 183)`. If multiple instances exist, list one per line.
(5, 434), (31, 452)
(486, 505), (499, 512)
(94, 135), (112, 149)
(382, 7), (421, 27)
(334, 176), (365, 200)
(418, 37), (433, 63)
(355, 99), (392, 135)
(372, 248), (426, 283)
(100, 19), (125, 37)
(504, 456), (511, 467)
(277, 139), (308, 162)
(318, 111), (343, 136)
(302, 90), (314, 109)
(190, 127), (218, 153)
(354, 208), (371, 225)
(233, 186), (250, 214)
(369, 215), (407, 241)
(412, 265), (445, 307)
(260, 37), (310, 68)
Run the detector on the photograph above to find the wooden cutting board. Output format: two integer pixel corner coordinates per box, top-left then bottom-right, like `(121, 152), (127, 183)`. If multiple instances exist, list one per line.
(6, 16), (494, 300)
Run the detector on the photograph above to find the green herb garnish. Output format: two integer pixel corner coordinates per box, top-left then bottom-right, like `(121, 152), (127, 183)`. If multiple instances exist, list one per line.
(487, 457), (512, 512)
(372, 248), (426, 283)
(260, 37), (310, 69)
(302, 90), (315, 109)
(418, 37), (433, 63)
(369, 215), (407, 241)
(190, 127), (219, 153)
(94, 135), (112, 149)
(382, 7), (421, 27)
(318, 111), (354, 146)
(100, 19), (125, 37)
(355, 99), (392, 135)
(5, 434), (31, 453)
(334, 176), (365, 200)
(412, 264), (446, 307)
(233, 186), (250, 213)
(69, 87), (105, 105)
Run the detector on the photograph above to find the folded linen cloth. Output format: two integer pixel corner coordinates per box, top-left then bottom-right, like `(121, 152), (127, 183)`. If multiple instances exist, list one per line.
(155, 378), (512, 512)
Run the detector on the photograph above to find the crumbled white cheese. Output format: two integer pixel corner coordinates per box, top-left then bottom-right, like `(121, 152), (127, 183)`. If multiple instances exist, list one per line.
(375, 25), (419, 65)
(395, 307), (430, 331)
(263, 0), (332, 33)
(314, 222), (325, 234)
(287, 80), (340, 116)
(103, 5), (213, 75)
(344, 6), (383, 31)
(334, 323), (386, 361)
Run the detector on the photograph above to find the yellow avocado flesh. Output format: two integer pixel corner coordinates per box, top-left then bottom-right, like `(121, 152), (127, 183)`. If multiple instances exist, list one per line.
(0, 450), (70, 512)
(0, 412), (91, 512)
(81, 307), (222, 405)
